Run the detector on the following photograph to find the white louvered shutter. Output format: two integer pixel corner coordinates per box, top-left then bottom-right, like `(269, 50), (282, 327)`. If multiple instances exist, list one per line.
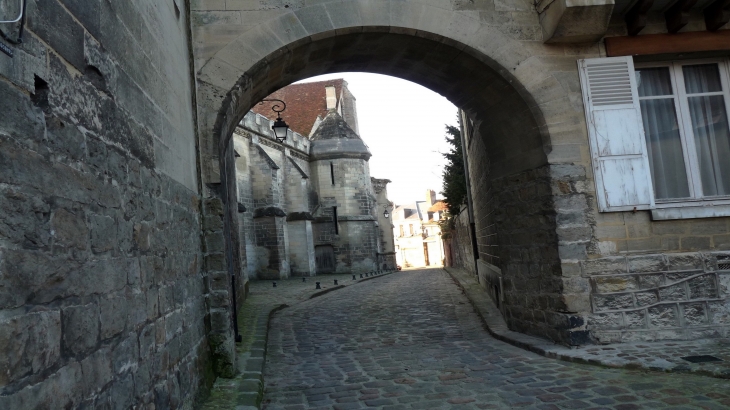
(578, 56), (655, 212)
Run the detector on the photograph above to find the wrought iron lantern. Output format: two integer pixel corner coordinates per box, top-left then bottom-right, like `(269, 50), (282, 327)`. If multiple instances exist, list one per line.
(383, 201), (394, 219)
(259, 98), (289, 143)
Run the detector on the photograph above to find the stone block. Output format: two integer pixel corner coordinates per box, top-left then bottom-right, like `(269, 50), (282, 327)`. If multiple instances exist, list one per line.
(80, 347), (113, 396)
(624, 310), (646, 329)
(635, 291), (658, 307)
(581, 256), (626, 275)
(595, 225), (627, 240)
(90, 214), (117, 254)
(658, 284), (687, 302)
(680, 236), (711, 251)
(592, 293), (634, 312)
(112, 332), (140, 374)
(628, 255), (665, 273)
(593, 276), (637, 293)
(636, 273), (663, 289)
(651, 221), (688, 236)
(51, 208), (88, 250)
(0, 310), (62, 386)
(708, 301), (730, 324)
(627, 224), (651, 239)
(690, 219), (729, 235)
(648, 305), (679, 328)
(719, 273), (730, 296)
(62, 303), (100, 357)
(666, 253), (704, 271)
(99, 292), (130, 340)
(626, 237), (662, 253)
(588, 312), (622, 329)
(688, 274), (718, 299)
(681, 303), (707, 326)
(27, 0), (86, 70)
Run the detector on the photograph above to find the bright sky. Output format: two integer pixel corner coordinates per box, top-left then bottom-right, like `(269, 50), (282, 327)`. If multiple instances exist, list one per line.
(295, 73), (458, 205)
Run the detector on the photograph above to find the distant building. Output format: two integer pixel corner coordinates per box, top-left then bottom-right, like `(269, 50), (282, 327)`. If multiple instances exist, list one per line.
(393, 190), (446, 268)
(232, 79), (396, 278)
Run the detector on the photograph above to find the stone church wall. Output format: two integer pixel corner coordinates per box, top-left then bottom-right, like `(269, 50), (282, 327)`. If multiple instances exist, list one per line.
(0, 0), (213, 407)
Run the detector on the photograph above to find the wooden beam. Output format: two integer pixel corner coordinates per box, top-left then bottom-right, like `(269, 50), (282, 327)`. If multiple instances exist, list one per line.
(705, 0), (730, 31)
(665, 0), (699, 33)
(625, 0), (654, 36)
(605, 30), (730, 56)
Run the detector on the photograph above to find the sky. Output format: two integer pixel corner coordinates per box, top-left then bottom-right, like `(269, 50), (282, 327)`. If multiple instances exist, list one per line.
(294, 73), (459, 205)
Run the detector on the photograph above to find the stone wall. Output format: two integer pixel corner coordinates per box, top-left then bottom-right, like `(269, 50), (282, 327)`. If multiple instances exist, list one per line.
(0, 0), (214, 406)
(449, 207), (475, 275)
(584, 253), (730, 343)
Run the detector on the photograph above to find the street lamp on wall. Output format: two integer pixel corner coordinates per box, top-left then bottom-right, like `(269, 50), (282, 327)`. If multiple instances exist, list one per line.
(259, 98), (289, 143)
(383, 201), (394, 219)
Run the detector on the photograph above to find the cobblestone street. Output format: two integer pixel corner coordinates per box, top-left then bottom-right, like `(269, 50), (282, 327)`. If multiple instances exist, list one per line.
(262, 269), (730, 409)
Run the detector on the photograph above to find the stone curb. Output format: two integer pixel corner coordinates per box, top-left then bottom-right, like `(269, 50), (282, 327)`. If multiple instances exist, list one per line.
(444, 267), (730, 380)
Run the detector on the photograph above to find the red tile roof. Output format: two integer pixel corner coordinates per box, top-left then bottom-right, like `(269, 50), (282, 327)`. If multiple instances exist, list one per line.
(427, 201), (447, 213)
(252, 79), (345, 136)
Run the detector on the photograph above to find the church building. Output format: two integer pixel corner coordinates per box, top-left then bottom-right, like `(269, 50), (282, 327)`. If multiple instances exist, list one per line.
(231, 80), (396, 279)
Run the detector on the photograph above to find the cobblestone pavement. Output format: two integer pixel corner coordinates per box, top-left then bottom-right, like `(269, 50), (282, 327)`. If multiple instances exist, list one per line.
(262, 268), (730, 409)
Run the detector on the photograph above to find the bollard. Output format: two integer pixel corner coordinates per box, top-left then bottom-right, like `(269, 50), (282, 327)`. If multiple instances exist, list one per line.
(273, 282), (277, 288)
(316, 282), (321, 289)
(334, 279), (338, 285)
(302, 277), (306, 282)
(353, 275), (356, 280)
(360, 273), (363, 278)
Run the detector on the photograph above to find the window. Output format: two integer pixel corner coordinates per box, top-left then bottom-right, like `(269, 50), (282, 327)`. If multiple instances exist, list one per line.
(409, 224), (414, 236)
(399, 225), (404, 237)
(578, 56), (730, 218)
(636, 61), (730, 202)
(330, 162), (335, 185)
(333, 206), (338, 234)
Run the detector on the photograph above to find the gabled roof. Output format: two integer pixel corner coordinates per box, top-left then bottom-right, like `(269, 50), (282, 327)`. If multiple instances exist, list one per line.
(252, 79), (345, 136)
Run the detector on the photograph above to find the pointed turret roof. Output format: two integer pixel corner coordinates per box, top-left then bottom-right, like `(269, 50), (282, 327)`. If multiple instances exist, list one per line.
(309, 110), (371, 161)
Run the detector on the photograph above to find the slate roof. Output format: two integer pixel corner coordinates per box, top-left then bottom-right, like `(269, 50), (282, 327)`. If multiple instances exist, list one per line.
(252, 79), (345, 136)
(309, 110), (371, 161)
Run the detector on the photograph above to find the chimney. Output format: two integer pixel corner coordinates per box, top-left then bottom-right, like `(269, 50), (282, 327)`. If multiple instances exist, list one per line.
(426, 189), (436, 206)
(325, 86), (337, 110)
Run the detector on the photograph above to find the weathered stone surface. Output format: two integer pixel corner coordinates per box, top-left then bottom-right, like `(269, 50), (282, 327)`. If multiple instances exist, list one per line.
(582, 257), (626, 275)
(648, 305), (679, 328)
(635, 291), (658, 307)
(0, 310), (61, 386)
(624, 311), (646, 328)
(682, 303), (707, 326)
(659, 284), (687, 302)
(593, 276), (637, 293)
(62, 303), (100, 357)
(593, 293), (634, 311)
(628, 255), (666, 273)
(687, 274), (718, 299)
(589, 312), (623, 329)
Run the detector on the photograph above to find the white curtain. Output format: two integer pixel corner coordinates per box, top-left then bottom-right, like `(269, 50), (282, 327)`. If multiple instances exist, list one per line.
(637, 67), (690, 199)
(684, 64), (730, 197)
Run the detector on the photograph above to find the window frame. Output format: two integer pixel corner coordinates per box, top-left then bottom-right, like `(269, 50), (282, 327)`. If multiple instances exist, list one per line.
(635, 57), (730, 209)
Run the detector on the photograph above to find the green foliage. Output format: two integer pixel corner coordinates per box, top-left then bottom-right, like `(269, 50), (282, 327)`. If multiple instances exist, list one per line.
(440, 124), (466, 215)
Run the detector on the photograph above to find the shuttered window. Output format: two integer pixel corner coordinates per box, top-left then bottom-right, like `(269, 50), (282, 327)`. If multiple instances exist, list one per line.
(580, 57), (730, 216)
(579, 56), (655, 212)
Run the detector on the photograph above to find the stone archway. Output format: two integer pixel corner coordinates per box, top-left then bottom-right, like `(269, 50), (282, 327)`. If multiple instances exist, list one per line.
(192, 1), (598, 364)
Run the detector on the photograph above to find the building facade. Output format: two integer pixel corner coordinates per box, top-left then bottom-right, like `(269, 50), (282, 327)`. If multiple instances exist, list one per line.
(393, 190), (446, 268)
(233, 80), (396, 279)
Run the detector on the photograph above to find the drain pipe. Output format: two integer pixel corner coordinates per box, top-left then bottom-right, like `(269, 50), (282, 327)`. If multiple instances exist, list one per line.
(458, 110), (480, 281)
